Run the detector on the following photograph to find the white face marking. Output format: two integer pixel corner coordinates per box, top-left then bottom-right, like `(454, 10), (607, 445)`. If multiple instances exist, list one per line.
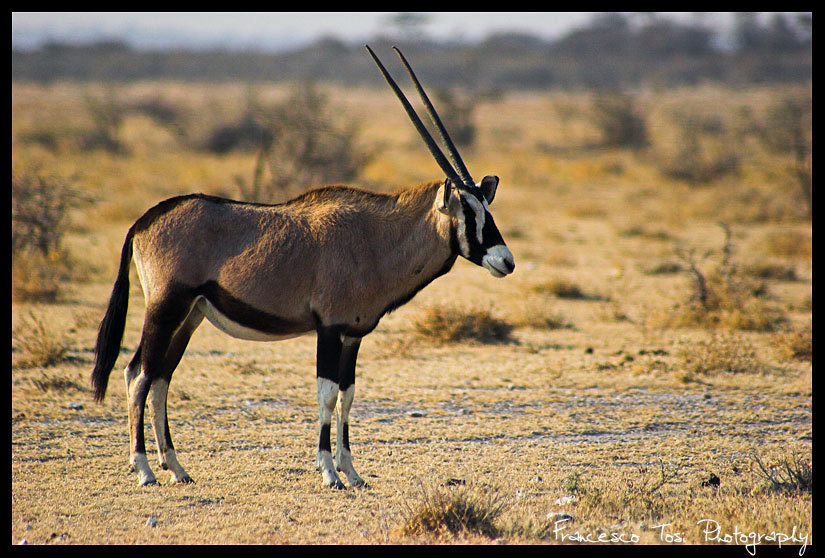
(463, 195), (487, 244)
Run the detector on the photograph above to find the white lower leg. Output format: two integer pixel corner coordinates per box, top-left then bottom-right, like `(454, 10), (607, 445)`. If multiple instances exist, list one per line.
(316, 377), (344, 488)
(150, 379), (191, 483)
(127, 371), (157, 486)
(131, 452), (158, 486)
(336, 385), (365, 487)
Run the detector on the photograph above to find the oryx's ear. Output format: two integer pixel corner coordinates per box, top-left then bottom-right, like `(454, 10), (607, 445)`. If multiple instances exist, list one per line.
(436, 178), (454, 214)
(480, 175), (499, 204)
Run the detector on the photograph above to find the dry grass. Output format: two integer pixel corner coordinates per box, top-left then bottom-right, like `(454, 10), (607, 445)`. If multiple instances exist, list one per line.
(677, 333), (771, 380)
(771, 323), (813, 362)
(398, 481), (507, 539)
(11, 81), (811, 546)
(752, 447), (812, 494)
(412, 304), (515, 345)
(12, 311), (72, 369)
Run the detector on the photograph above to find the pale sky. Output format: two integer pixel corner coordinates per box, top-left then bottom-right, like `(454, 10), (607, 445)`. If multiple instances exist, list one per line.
(12, 12), (726, 51)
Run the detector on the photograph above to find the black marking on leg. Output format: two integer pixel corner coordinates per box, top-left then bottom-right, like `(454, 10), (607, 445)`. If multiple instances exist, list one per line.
(342, 423), (350, 452)
(319, 423), (332, 454)
(316, 326), (344, 383)
(338, 338), (360, 392)
(164, 414), (174, 451)
(128, 345), (143, 374)
(131, 379), (153, 456)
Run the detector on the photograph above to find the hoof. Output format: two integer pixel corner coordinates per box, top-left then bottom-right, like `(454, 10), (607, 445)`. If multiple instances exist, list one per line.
(171, 476), (195, 485)
(140, 478), (159, 487)
(325, 479), (346, 490)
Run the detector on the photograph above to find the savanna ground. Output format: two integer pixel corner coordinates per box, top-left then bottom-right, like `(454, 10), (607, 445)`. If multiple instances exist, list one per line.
(12, 80), (811, 547)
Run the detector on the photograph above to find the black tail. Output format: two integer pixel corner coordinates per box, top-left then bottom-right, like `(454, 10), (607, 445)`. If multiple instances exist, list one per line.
(91, 229), (135, 402)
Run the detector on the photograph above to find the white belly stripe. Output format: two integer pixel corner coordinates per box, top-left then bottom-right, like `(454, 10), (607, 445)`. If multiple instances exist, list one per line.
(196, 296), (306, 342)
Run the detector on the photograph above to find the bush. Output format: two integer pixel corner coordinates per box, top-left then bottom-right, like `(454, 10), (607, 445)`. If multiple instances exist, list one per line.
(662, 224), (788, 332)
(771, 323), (812, 362)
(678, 333), (769, 377)
(12, 166), (85, 302)
(752, 448), (812, 494)
(657, 110), (740, 184)
(413, 305), (515, 345)
(12, 311), (71, 369)
(591, 90), (648, 149)
(232, 82), (373, 203)
(398, 481), (507, 538)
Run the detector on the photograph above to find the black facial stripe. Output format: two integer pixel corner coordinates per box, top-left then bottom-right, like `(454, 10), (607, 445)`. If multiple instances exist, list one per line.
(481, 213), (505, 248)
(462, 203), (486, 264)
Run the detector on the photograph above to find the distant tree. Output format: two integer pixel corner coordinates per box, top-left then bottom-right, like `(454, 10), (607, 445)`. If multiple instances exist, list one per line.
(381, 13), (433, 41)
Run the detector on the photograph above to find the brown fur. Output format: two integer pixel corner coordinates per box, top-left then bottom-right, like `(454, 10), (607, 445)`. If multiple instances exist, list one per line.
(132, 180), (454, 334)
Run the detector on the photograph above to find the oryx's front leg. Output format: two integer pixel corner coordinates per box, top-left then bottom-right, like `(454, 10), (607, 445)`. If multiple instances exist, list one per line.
(335, 336), (366, 487)
(315, 327), (345, 489)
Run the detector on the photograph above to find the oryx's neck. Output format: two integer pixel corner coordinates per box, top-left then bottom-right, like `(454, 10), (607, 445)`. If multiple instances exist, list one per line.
(361, 180), (455, 285)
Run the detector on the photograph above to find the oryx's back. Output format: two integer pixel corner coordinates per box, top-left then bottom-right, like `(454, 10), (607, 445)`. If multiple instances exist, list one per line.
(131, 194), (318, 321)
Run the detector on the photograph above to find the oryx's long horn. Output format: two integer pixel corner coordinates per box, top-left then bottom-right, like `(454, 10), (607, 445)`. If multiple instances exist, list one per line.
(392, 46), (474, 187)
(365, 45), (462, 186)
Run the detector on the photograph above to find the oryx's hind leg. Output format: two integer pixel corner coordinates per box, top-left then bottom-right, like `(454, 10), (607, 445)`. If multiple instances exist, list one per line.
(126, 288), (197, 486)
(336, 336), (366, 488)
(149, 305), (204, 484)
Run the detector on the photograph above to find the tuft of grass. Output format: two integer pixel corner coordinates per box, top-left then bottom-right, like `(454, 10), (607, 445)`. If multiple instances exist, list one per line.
(771, 323), (812, 362)
(398, 481), (507, 539)
(763, 230), (812, 260)
(30, 371), (85, 394)
(12, 311), (71, 369)
(413, 305), (515, 345)
(531, 278), (593, 300)
(508, 297), (574, 330)
(752, 448), (812, 494)
(12, 250), (73, 303)
(677, 333), (770, 378)
(744, 261), (799, 282)
(574, 462), (679, 523)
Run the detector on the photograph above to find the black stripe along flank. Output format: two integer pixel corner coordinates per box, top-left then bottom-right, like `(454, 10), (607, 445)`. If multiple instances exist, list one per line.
(194, 280), (311, 337)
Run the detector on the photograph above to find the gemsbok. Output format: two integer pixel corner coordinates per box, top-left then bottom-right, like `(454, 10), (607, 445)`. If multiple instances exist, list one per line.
(91, 45), (515, 489)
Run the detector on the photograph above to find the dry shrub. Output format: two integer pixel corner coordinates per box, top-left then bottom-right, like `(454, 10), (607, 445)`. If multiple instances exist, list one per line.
(12, 166), (85, 302)
(508, 297), (574, 330)
(678, 333), (769, 378)
(575, 463), (679, 523)
(752, 448), (812, 494)
(413, 305), (515, 345)
(762, 230), (812, 260)
(12, 311), (71, 369)
(232, 82), (373, 203)
(661, 226), (787, 332)
(12, 250), (72, 303)
(398, 481), (507, 539)
(771, 323), (812, 362)
(590, 90), (648, 150)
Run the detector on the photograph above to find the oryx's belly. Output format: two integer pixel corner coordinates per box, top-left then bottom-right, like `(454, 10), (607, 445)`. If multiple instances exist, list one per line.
(195, 296), (308, 342)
